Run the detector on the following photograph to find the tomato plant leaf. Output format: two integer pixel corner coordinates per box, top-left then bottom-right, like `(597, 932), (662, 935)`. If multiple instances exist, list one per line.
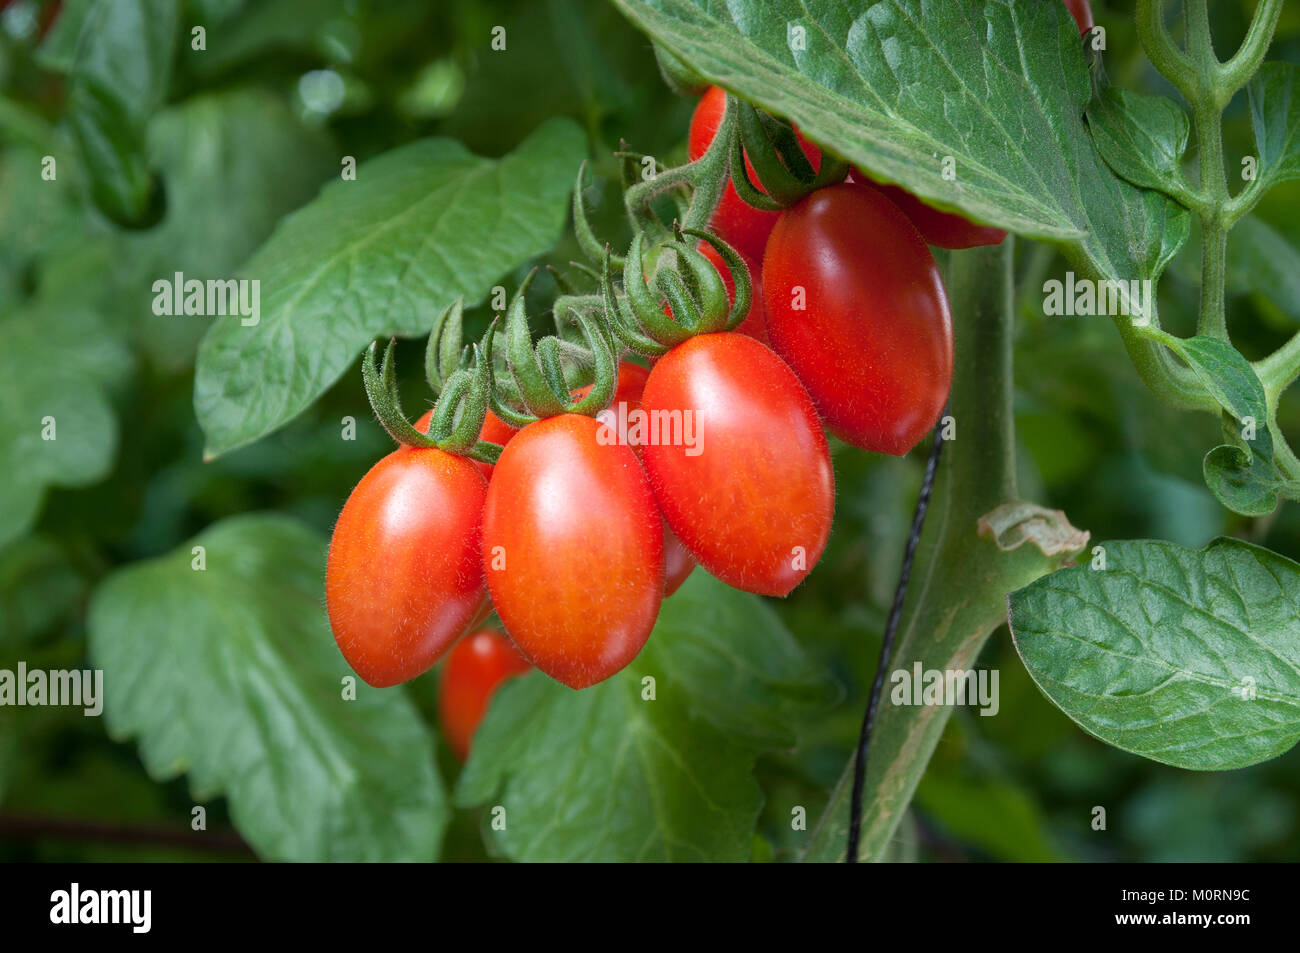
(55, 0), (179, 224)
(1008, 537), (1300, 771)
(1087, 88), (1191, 195)
(1247, 62), (1300, 197)
(0, 305), (128, 549)
(612, 0), (1190, 287)
(1226, 216), (1300, 324)
(194, 117), (585, 458)
(455, 571), (837, 861)
(87, 514), (448, 862)
(1154, 334), (1300, 515)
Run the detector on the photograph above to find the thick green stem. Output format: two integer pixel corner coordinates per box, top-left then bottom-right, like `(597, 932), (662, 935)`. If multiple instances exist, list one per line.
(1218, 0), (1284, 97)
(803, 239), (1071, 862)
(1257, 331), (1300, 405)
(1184, 0), (1230, 340)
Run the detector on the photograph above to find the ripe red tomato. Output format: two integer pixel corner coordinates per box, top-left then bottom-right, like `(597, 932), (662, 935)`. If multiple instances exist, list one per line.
(575, 361), (698, 596)
(1065, 0), (1094, 35)
(689, 85), (821, 261)
(662, 525), (696, 597)
(482, 414), (665, 688)
(763, 182), (952, 456)
(438, 630), (531, 761)
(327, 448), (488, 687)
(849, 168), (1005, 250)
(641, 333), (833, 596)
(414, 406), (517, 480)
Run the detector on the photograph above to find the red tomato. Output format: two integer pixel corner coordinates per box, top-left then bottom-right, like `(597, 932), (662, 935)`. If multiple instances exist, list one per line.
(689, 85), (821, 261)
(764, 182), (952, 456)
(1065, 0), (1094, 35)
(662, 525), (696, 597)
(641, 333), (833, 596)
(438, 630), (531, 761)
(327, 448), (488, 687)
(414, 406), (517, 480)
(575, 361), (699, 596)
(850, 168), (1006, 250)
(482, 414), (665, 689)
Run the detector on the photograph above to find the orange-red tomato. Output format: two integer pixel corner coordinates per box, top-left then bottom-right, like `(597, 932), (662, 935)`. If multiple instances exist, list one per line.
(1065, 0), (1094, 35)
(764, 182), (953, 456)
(641, 333), (834, 596)
(575, 361), (698, 596)
(326, 448), (488, 687)
(482, 414), (665, 688)
(438, 630), (531, 761)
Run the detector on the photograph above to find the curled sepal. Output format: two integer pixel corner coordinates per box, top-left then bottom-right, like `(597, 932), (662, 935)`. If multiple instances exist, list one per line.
(621, 232), (694, 346)
(430, 342), (495, 456)
(600, 248), (666, 358)
(363, 339), (440, 449)
(683, 227), (751, 332)
(493, 275), (620, 422)
(573, 161), (624, 269)
(425, 297), (468, 395)
(728, 95), (848, 209)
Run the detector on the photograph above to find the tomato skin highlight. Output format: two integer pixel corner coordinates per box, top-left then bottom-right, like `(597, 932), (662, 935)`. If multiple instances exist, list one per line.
(414, 406), (518, 481)
(438, 630), (531, 761)
(641, 333), (834, 596)
(482, 414), (665, 689)
(688, 85), (821, 262)
(326, 448), (488, 688)
(763, 182), (953, 456)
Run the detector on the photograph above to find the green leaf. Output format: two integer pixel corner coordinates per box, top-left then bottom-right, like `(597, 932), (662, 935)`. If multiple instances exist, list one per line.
(1226, 216), (1300, 323)
(194, 117), (586, 458)
(454, 572), (836, 861)
(1008, 537), (1300, 771)
(611, 0), (1190, 287)
(87, 514), (447, 862)
(60, 0), (179, 224)
(0, 536), (85, 647)
(1154, 334), (1299, 515)
(126, 89), (336, 368)
(915, 767), (1060, 862)
(1246, 62), (1300, 196)
(1087, 88), (1191, 194)
(0, 305), (128, 548)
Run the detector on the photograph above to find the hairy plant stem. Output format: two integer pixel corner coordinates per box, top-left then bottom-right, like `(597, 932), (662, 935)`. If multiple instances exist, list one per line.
(803, 239), (1071, 862)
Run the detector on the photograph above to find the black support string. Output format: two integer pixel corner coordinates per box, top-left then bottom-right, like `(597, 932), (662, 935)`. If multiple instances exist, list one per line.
(846, 406), (949, 863)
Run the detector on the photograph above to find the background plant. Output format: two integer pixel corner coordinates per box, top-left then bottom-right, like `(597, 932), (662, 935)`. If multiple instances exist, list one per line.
(1, 0), (1298, 862)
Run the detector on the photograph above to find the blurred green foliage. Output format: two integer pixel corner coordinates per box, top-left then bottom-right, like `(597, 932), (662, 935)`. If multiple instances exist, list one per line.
(0, 0), (1296, 861)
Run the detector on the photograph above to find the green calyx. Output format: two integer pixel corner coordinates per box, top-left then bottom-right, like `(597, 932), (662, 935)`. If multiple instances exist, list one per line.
(489, 269), (618, 426)
(424, 297), (470, 395)
(727, 94), (848, 210)
(603, 226), (751, 357)
(363, 334), (502, 465)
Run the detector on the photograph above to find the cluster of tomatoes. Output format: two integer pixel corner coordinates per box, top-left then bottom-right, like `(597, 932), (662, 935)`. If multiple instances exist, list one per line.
(324, 63), (1035, 757)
